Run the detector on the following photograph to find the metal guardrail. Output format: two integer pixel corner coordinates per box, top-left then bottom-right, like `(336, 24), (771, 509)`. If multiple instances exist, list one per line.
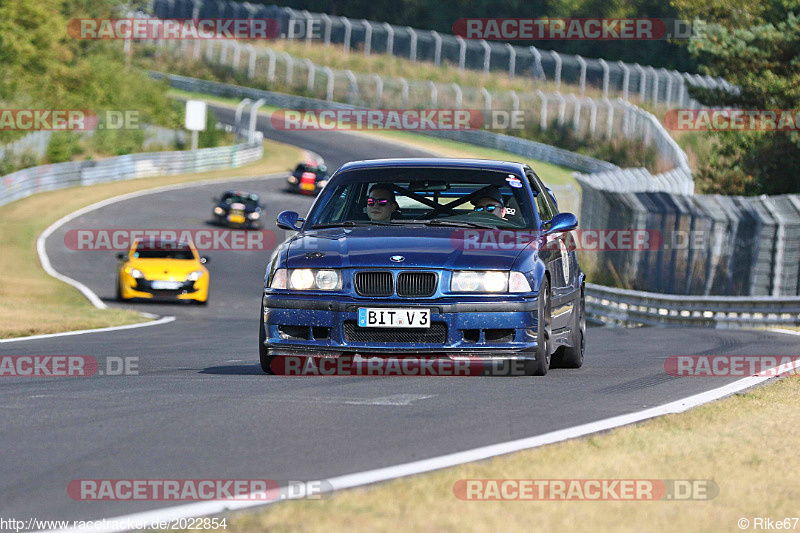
(151, 0), (736, 108)
(157, 72), (800, 326)
(0, 141), (263, 207)
(152, 72), (617, 174)
(586, 283), (800, 327)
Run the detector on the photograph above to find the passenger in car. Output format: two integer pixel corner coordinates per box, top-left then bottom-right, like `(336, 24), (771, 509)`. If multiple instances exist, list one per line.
(471, 186), (508, 219)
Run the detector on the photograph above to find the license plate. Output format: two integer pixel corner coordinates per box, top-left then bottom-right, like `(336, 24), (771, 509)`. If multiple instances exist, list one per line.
(151, 280), (181, 290)
(228, 215), (246, 224)
(301, 182), (315, 191)
(358, 308), (430, 328)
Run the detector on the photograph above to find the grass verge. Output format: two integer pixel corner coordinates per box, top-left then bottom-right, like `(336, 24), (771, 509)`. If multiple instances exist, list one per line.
(223, 374), (800, 533)
(0, 139), (302, 339)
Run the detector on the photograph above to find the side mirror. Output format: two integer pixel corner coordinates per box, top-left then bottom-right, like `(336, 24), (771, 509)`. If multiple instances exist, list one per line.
(276, 210), (304, 231)
(200, 256), (210, 264)
(116, 253), (127, 260)
(546, 212), (578, 234)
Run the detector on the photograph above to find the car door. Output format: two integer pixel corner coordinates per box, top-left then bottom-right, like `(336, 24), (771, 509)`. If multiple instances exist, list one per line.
(527, 171), (574, 331)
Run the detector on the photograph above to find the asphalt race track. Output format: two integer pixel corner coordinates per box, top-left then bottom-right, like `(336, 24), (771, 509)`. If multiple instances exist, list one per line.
(2, 106), (799, 524)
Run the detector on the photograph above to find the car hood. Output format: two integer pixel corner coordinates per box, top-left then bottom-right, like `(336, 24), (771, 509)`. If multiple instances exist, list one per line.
(285, 226), (527, 270)
(127, 259), (204, 279)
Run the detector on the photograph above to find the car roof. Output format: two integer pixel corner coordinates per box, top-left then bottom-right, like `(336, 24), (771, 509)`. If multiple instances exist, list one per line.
(336, 158), (529, 175)
(223, 190), (258, 196)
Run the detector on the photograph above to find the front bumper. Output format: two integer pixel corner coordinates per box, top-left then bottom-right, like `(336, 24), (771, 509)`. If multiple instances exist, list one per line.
(120, 277), (208, 302)
(262, 293), (540, 356)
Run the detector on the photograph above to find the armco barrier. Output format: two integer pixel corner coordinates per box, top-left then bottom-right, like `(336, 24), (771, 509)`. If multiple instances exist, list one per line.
(150, 72), (617, 175)
(586, 282), (800, 328)
(151, 0), (735, 108)
(0, 141), (263, 206)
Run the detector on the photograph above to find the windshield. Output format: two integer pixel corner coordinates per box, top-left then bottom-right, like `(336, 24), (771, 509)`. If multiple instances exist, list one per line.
(306, 167), (535, 229)
(221, 193), (259, 206)
(133, 242), (195, 260)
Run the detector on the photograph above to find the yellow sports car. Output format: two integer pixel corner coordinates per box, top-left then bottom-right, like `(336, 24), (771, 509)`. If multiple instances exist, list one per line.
(116, 238), (210, 304)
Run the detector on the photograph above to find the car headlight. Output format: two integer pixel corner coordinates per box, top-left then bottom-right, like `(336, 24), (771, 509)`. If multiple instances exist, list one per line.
(288, 176), (298, 184)
(214, 207), (225, 216)
(269, 268), (342, 290)
(451, 270), (509, 292)
(248, 212), (261, 220)
(186, 270), (205, 282)
(126, 267), (145, 279)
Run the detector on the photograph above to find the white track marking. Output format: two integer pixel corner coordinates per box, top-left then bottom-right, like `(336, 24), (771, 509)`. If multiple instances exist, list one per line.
(39, 355), (800, 533)
(12, 172), (286, 344)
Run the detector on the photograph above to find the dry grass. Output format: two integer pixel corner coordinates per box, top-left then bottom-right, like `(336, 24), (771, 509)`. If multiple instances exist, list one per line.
(223, 375), (800, 533)
(0, 139), (302, 339)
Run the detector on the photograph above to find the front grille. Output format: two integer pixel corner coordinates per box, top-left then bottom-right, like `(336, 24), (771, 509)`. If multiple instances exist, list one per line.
(354, 271), (393, 296)
(343, 321), (447, 344)
(397, 272), (437, 297)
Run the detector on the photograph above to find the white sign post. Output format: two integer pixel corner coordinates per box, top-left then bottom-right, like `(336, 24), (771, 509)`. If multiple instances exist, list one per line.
(185, 100), (207, 151)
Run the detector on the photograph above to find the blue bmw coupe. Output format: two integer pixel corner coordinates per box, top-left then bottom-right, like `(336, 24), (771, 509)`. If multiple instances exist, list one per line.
(260, 158), (585, 376)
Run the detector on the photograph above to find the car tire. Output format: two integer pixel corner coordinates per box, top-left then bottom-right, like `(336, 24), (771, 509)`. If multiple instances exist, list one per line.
(553, 286), (585, 369)
(525, 277), (552, 376)
(259, 312), (275, 374)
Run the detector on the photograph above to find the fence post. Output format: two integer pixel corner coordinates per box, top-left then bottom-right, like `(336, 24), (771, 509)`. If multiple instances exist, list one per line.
(457, 36), (467, 70)
(663, 68), (673, 106)
(480, 40), (491, 73)
(362, 19), (373, 56)
(677, 71), (688, 106)
(342, 17), (352, 54)
(321, 14), (332, 45)
(428, 81), (438, 107)
(618, 61), (630, 101)
(587, 97), (597, 136)
(452, 83), (463, 109)
(373, 74), (383, 107)
(599, 58), (609, 98)
(407, 27), (418, 61)
(569, 94), (581, 131)
(530, 46), (544, 81)
(537, 90), (548, 129)
(205, 40), (214, 62)
(281, 52), (293, 85)
(649, 66), (659, 105)
(232, 41), (241, 69)
(261, 48), (276, 82)
(604, 98), (614, 139)
(634, 63), (646, 102)
(384, 22), (394, 55)
(555, 92), (566, 126)
(576, 55), (587, 97)
(509, 90), (519, 112)
(243, 44), (256, 79)
(506, 43), (516, 77)
(303, 10), (314, 46)
(248, 98), (266, 143)
(481, 88), (492, 113)
(400, 77), (409, 107)
(433, 31), (442, 66)
(305, 58), (315, 91)
(235, 98), (252, 135)
(323, 66), (334, 101)
(550, 50), (562, 90)
(345, 69), (358, 105)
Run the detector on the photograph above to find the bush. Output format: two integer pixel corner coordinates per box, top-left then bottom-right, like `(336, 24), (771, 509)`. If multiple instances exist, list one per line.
(46, 132), (84, 163)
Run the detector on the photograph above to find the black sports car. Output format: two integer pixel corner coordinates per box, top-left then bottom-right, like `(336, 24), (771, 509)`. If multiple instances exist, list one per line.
(212, 190), (263, 229)
(287, 162), (330, 195)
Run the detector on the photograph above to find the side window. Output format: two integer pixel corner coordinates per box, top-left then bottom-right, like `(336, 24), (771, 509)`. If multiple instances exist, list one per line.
(526, 172), (555, 224)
